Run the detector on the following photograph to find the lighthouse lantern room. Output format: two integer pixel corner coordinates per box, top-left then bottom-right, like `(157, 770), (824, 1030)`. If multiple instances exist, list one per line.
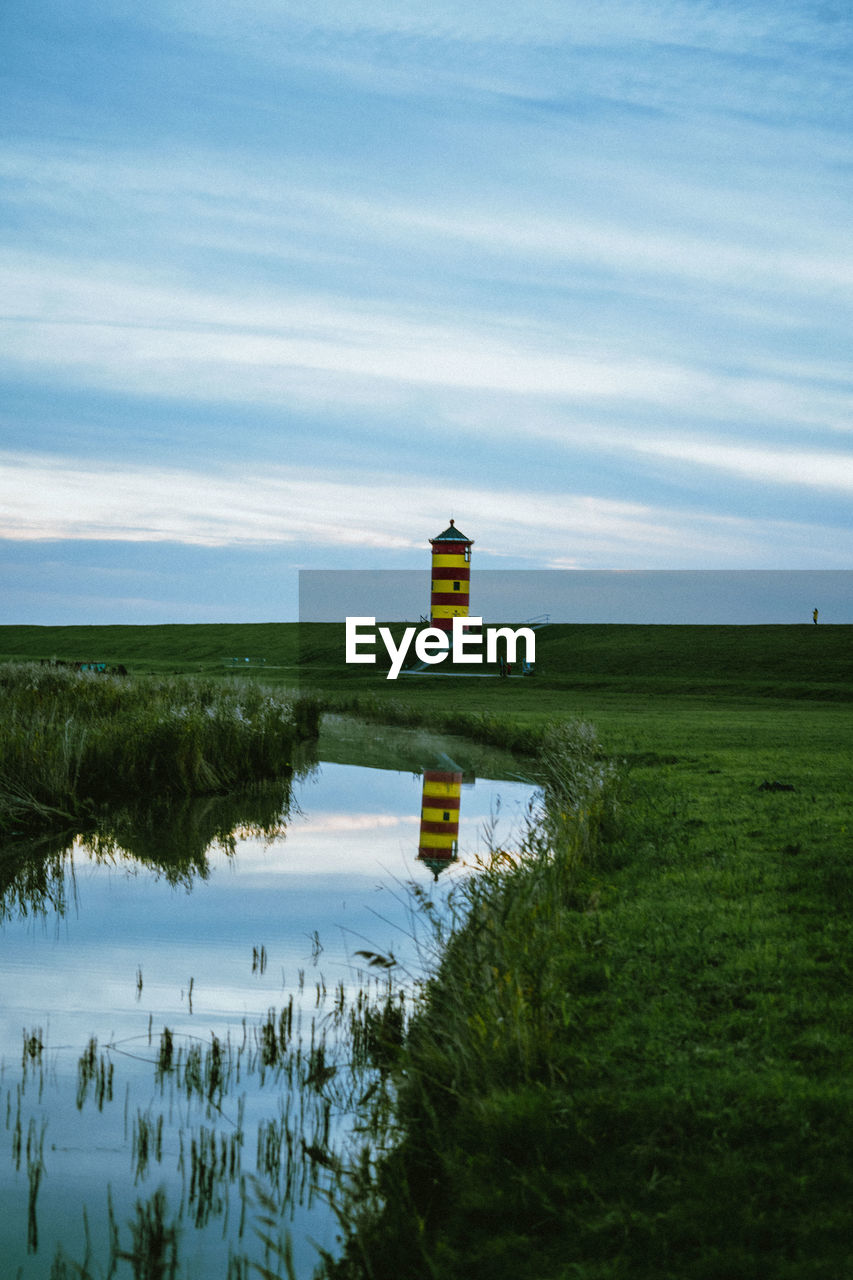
(429, 519), (474, 632)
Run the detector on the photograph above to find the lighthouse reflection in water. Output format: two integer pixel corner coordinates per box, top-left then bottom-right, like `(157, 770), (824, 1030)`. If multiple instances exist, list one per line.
(417, 767), (468, 880)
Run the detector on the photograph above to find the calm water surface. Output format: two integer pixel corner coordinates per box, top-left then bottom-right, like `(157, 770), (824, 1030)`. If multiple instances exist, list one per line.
(0, 724), (536, 1278)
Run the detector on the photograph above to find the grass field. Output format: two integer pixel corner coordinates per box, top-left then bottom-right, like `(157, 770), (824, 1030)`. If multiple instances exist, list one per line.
(3, 620), (848, 827)
(325, 715), (853, 1280)
(1, 622), (851, 1277)
(2, 619), (849, 695)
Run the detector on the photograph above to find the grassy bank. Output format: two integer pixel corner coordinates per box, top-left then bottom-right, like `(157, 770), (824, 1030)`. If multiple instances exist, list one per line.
(0, 662), (319, 836)
(323, 718), (853, 1280)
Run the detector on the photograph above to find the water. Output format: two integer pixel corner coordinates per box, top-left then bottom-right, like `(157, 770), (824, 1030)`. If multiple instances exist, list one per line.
(0, 720), (536, 1278)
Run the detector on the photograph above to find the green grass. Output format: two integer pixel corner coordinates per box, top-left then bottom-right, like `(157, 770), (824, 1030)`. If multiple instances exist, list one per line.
(0, 622), (301, 674)
(323, 718), (853, 1280)
(1, 621), (849, 695)
(0, 661), (319, 836)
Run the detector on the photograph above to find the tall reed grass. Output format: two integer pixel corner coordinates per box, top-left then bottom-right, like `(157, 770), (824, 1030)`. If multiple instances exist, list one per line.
(321, 721), (624, 1280)
(0, 663), (320, 835)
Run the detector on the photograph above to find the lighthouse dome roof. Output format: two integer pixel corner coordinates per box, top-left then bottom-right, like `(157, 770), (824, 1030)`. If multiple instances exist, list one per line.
(431, 519), (472, 544)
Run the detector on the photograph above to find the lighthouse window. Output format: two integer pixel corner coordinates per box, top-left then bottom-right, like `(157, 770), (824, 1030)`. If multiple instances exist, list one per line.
(443, 811), (450, 822)
(453, 580), (461, 591)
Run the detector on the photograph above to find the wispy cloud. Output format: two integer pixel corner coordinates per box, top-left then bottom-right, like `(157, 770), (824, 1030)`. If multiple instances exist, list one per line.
(3, 245), (851, 442)
(633, 437), (853, 493)
(2, 451), (849, 567)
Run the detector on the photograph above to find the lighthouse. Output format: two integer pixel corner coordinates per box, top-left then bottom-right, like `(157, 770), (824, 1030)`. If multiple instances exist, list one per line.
(429, 519), (473, 632)
(416, 769), (462, 880)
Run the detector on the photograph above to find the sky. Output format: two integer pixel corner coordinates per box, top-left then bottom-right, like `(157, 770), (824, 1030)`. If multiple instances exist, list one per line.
(2, 0), (852, 623)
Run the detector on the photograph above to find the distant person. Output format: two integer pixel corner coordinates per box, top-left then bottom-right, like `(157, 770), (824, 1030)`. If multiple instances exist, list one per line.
(813, 607), (819, 625)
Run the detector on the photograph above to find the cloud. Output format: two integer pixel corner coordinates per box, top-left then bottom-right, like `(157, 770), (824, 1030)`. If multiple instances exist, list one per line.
(2, 451), (850, 567)
(3, 242), (852, 440)
(633, 437), (853, 492)
(170, 0), (853, 62)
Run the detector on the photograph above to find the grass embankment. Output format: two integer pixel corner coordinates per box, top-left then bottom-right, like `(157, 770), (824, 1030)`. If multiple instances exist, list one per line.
(0, 662), (319, 836)
(1, 621), (849, 698)
(325, 716), (853, 1280)
(0, 622), (298, 676)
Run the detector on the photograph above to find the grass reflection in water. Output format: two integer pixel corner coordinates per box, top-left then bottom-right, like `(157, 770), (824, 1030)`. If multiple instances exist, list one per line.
(7, 950), (408, 1278)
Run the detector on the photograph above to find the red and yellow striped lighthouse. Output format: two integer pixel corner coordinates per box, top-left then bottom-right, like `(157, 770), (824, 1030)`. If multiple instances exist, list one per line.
(417, 769), (462, 880)
(429, 519), (473, 632)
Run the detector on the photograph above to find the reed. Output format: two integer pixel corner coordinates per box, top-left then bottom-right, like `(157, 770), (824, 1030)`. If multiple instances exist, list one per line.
(16, 983), (391, 1279)
(0, 663), (320, 836)
(76, 1037), (113, 1111)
